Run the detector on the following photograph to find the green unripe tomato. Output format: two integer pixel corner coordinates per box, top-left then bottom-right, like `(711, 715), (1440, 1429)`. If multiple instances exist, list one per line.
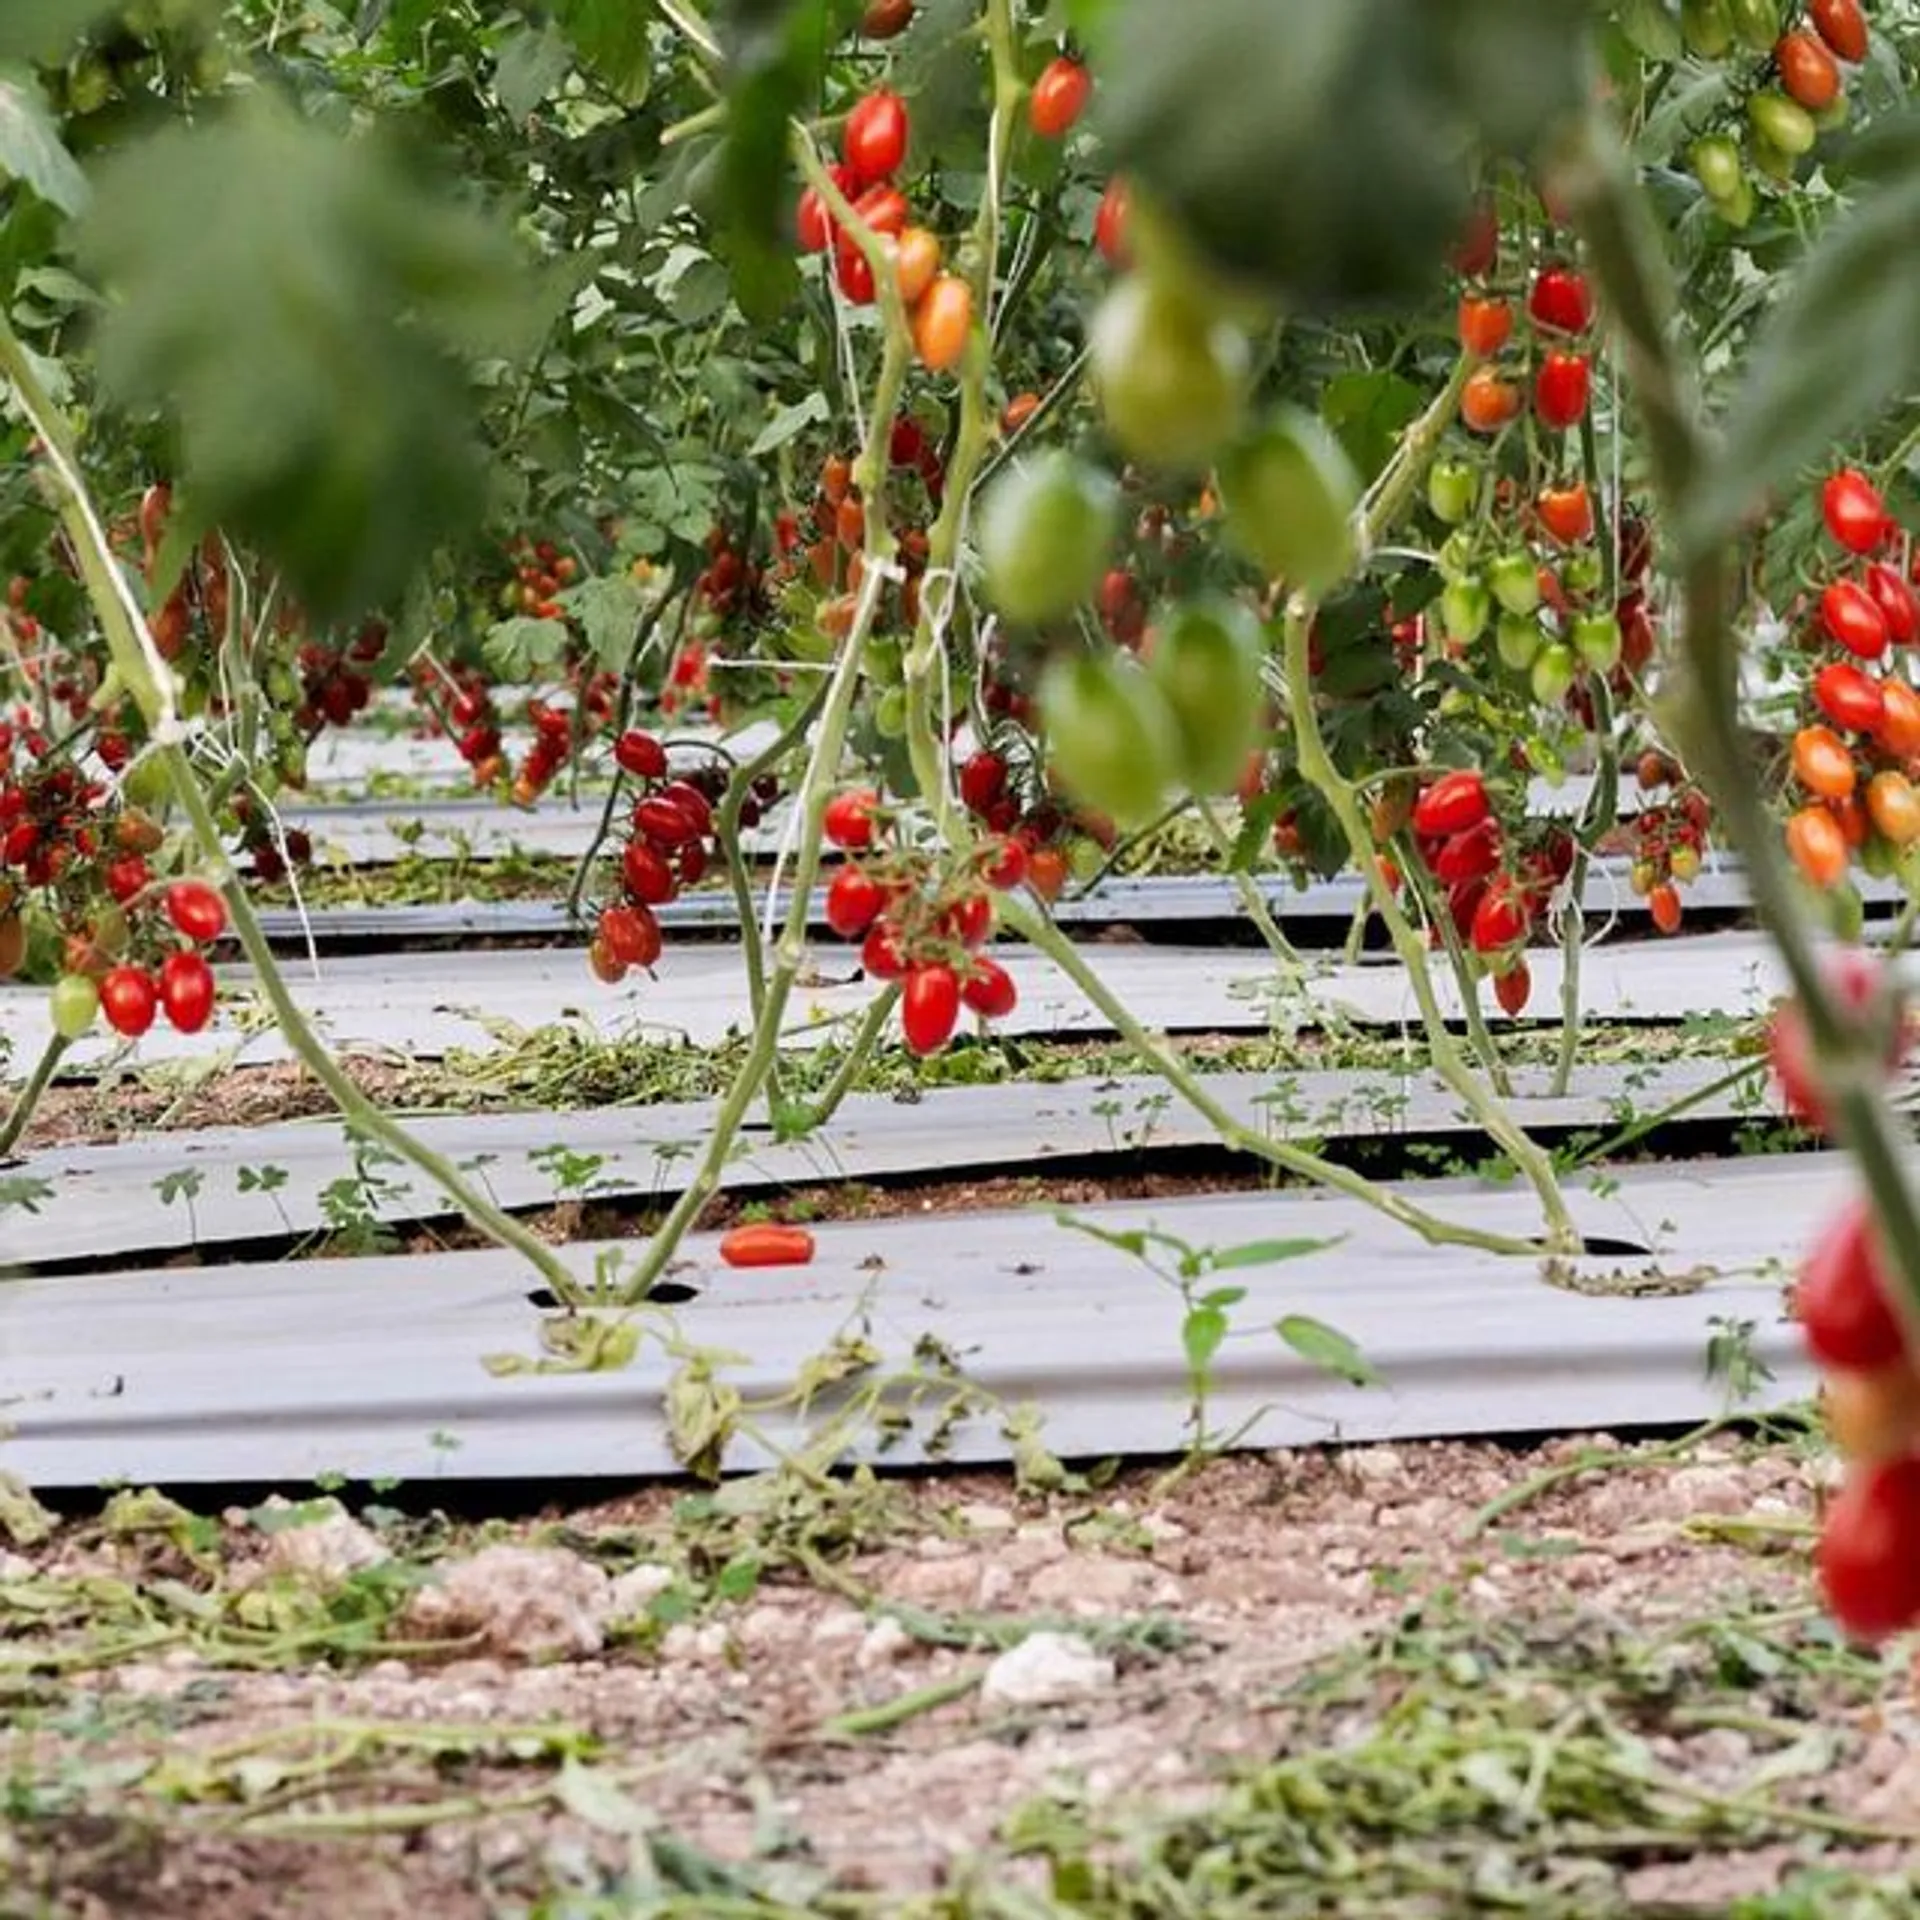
(1530, 642), (1577, 706)
(50, 972), (100, 1040)
(978, 451), (1119, 625)
(1562, 550), (1605, 596)
(1487, 552), (1541, 617)
(867, 637), (904, 687)
(1426, 459), (1478, 528)
(122, 757), (172, 812)
(1090, 276), (1249, 473)
(1680, 0), (1734, 57)
(1713, 173), (1758, 228)
(1216, 407), (1360, 591)
(1038, 652), (1180, 828)
(1436, 530), (1478, 583)
(1496, 615), (1543, 673)
(1748, 91), (1816, 158)
(1689, 134), (1744, 203)
(1814, 93), (1851, 135)
(1068, 836), (1106, 884)
(1727, 0), (1780, 53)
(1571, 611), (1623, 675)
(1440, 577), (1491, 647)
(1146, 596), (1266, 795)
(873, 686), (908, 738)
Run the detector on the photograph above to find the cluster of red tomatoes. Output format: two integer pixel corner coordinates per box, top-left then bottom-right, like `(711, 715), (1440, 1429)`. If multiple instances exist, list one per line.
(587, 732), (740, 987)
(1620, 751), (1712, 933)
(1682, 0), (1872, 227)
(957, 746), (1088, 904)
(295, 625), (386, 733)
(695, 524), (768, 623)
(795, 87), (973, 373)
(819, 785), (1024, 1055)
(35, 873), (226, 1042)
(773, 448), (940, 646)
(1780, 470), (1920, 895)
(1771, 950), (1920, 1639)
(1399, 768), (1575, 1013)
(499, 534), (579, 623)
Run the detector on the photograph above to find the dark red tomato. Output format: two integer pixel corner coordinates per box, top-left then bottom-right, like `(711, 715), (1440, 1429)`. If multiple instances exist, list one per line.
(1094, 177), (1130, 267)
(942, 890), (994, 948)
(824, 787), (880, 851)
(1823, 579), (1891, 660)
(861, 919), (907, 980)
(105, 855), (149, 905)
(614, 728), (668, 779)
(958, 750), (1007, 815)
(1818, 1455), (1920, 1642)
(825, 864), (885, 939)
(1533, 351), (1590, 431)
(1528, 265), (1593, 335)
(622, 839), (676, 905)
(1448, 196), (1498, 278)
(158, 950), (216, 1034)
(1469, 880), (1527, 952)
(165, 879), (227, 944)
(835, 241), (876, 304)
(1810, 0), (1869, 63)
(1432, 817), (1503, 886)
(1814, 660), (1887, 734)
(1823, 469), (1889, 555)
(1798, 1200), (1903, 1371)
(719, 1223), (816, 1269)
(660, 779), (714, 836)
(1866, 563), (1918, 646)
(634, 794), (702, 848)
(1029, 56), (1091, 138)
(1492, 959), (1532, 1016)
(1412, 768), (1489, 839)
(796, 162), (857, 253)
(99, 963), (157, 1039)
(979, 835), (1028, 890)
(843, 90), (908, 187)
(599, 902), (663, 970)
(1767, 946), (1904, 1132)
(900, 962), (961, 1055)
(961, 955), (1018, 1019)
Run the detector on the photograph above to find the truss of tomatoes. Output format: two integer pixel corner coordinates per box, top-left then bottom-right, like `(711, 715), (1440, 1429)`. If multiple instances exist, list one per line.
(819, 785), (1029, 1054)
(1768, 948), (1920, 1641)
(1782, 470), (1920, 897)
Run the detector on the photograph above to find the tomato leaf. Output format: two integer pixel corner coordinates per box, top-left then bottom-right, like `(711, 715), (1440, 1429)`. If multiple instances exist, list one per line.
(1319, 370), (1422, 483)
(1689, 113), (1920, 554)
(1276, 1314), (1381, 1388)
(74, 96), (552, 624)
(494, 23), (575, 120)
(0, 71), (88, 216)
(548, 0), (656, 104)
(1207, 1237), (1337, 1273)
(1181, 1305), (1230, 1376)
(748, 389), (830, 457)
(0, 0), (124, 63)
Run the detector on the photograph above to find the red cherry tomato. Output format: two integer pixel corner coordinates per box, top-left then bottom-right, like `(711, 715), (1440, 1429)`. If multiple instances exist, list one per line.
(1866, 564), (1918, 646)
(614, 728), (668, 779)
(824, 787), (880, 851)
(1029, 56), (1091, 138)
(860, 919), (907, 980)
(1532, 351), (1591, 431)
(99, 964), (158, 1039)
(719, 1223), (817, 1269)
(1813, 661), (1886, 734)
(1767, 947), (1905, 1133)
(165, 880), (227, 945)
(622, 839), (677, 905)
(1818, 1455), (1920, 1642)
(1823, 469), (1889, 555)
(1456, 294), (1512, 358)
(1094, 177), (1130, 267)
(158, 950), (216, 1034)
(825, 864), (886, 939)
(1528, 265), (1593, 335)
(1823, 579), (1891, 660)
(900, 962), (961, 1055)
(842, 89), (908, 187)
(598, 902), (663, 970)
(961, 955), (1018, 1019)
(1411, 768), (1489, 839)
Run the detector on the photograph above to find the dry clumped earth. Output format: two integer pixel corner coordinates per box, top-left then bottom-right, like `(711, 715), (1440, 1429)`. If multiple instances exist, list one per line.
(5, 1431), (1920, 1918)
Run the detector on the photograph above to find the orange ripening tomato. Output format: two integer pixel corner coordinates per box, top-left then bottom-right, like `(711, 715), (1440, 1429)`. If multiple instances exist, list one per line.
(892, 226), (941, 306)
(1456, 294), (1512, 358)
(1648, 882), (1683, 934)
(1536, 482), (1593, 547)
(1868, 769), (1920, 846)
(1460, 367), (1522, 433)
(719, 1223), (817, 1268)
(1831, 790), (1870, 848)
(1791, 724), (1858, 801)
(1776, 29), (1842, 110)
(913, 274), (972, 371)
(1001, 391), (1041, 435)
(1875, 679), (1920, 757)
(1786, 803), (1850, 887)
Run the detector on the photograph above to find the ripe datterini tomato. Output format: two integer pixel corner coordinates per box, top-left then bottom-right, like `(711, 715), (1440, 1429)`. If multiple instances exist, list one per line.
(1823, 469), (1889, 555)
(719, 1223), (817, 1268)
(99, 964), (157, 1039)
(1767, 946), (1906, 1134)
(1819, 1455), (1920, 1642)
(824, 787), (881, 851)
(1532, 351), (1591, 431)
(166, 880), (227, 944)
(1028, 56), (1091, 138)
(159, 950), (216, 1034)
(1412, 769), (1489, 839)
(1528, 265), (1593, 336)
(900, 962), (961, 1055)
(1822, 579), (1891, 659)
(842, 89), (908, 186)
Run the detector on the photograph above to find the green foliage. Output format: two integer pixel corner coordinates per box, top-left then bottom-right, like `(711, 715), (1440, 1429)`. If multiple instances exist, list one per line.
(0, 71), (88, 215)
(74, 92), (552, 621)
(1096, 0), (1588, 312)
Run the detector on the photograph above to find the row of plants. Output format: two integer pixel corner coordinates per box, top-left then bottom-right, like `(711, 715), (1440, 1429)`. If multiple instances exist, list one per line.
(5, 0), (1920, 1622)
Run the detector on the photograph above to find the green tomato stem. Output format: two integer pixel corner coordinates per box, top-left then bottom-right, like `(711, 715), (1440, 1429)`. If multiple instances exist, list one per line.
(0, 1033), (69, 1161)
